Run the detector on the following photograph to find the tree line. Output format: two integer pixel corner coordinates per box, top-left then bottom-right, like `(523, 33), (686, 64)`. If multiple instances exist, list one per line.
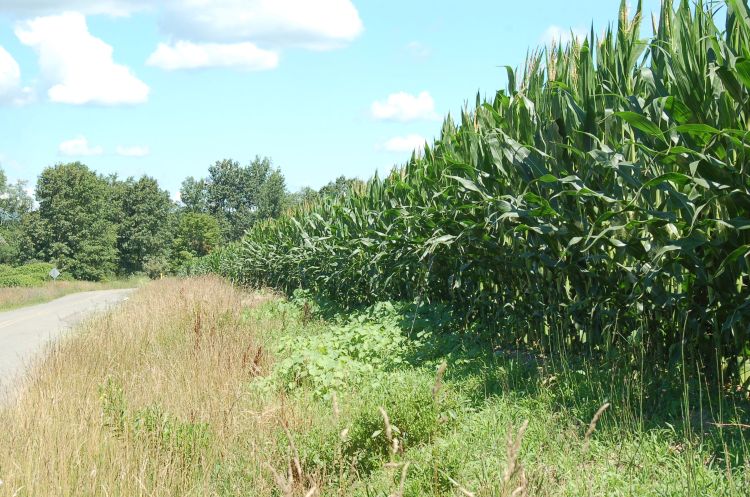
(0, 158), (361, 280)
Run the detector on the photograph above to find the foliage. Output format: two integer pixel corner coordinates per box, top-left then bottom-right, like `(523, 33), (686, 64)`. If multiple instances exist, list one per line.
(0, 167), (33, 225)
(24, 162), (118, 281)
(2, 277), (747, 496)
(0, 262), (69, 287)
(180, 156), (288, 241)
(255, 294), (749, 496)
(0, 225), (23, 264)
(259, 301), (409, 398)
(180, 242), (243, 281)
(180, 176), (210, 213)
(113, 176), (175, 275)
(171, 212), (221, 268)
(0, 167), (33, 264)
(286, 176), (364, 208)
(142, 254), (171, 279)
(198, 0), (750, 382)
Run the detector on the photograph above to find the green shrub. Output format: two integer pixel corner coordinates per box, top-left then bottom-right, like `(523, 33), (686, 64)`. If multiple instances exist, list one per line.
(260, 304), (410, 398)
(0, 262), (70, 287)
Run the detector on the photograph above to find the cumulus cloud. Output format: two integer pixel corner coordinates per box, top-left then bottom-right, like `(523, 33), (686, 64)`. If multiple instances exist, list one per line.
(0, 46), (21, 102)
(59, 136), (104, 156)
(371, 91), (439, 122)
(0, 1), (149, 17)
(382, 135), (427, 153)
(15, 12), (149, 105)
(147, 41), (279, 71)
(0, 1), (363, 47)
(0, 1), (363, 71)
(159, 0), (363, 49)
(0, 46), (33, 105)
(541, 25), (587, 46)
(116, 145), (150, 157)
(147, 0), (363, 70)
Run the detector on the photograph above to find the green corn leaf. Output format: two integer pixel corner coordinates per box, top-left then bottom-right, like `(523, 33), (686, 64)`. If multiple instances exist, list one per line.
(642, 172), (692, 188)
(734, 59), (750, 89)
(615, 111), (665, 138)
(445, 175), (484, 195)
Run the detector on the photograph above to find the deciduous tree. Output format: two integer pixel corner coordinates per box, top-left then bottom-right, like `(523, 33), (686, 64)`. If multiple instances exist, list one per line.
(115, 176), (175, 275)
(27, 162), (117, 280)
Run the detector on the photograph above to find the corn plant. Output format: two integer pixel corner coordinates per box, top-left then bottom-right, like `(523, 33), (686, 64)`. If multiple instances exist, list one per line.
(187, 0), (750, 385)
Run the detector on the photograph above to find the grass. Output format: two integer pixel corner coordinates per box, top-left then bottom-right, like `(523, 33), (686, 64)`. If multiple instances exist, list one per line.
(0, 278), (146, 312)
(0, 277), (747, 496)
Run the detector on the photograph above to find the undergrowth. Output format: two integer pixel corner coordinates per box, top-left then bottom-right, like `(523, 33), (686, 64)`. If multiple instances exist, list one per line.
(1, 279), (748, 496)
(237, 289), (750, 496)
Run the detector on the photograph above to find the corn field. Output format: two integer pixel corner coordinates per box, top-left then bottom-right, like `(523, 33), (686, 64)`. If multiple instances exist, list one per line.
(187, 0), (750, 383)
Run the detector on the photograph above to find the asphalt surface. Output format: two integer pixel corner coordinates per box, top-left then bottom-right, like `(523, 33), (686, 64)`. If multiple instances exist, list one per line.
(0, 288), (134, 400)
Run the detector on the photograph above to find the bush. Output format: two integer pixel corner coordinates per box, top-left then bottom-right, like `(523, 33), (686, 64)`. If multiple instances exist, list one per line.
(0, 263), (70, 287)
(260, 302), (409, 398)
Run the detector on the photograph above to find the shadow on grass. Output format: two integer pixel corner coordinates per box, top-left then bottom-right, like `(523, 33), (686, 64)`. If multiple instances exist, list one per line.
(290, 289), (750, 467)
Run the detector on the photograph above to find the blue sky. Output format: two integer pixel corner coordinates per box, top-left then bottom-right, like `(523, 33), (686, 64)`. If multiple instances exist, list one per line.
(0, 0), (662, 199)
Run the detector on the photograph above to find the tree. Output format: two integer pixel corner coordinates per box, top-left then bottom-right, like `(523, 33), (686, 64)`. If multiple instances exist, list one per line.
(115, 176), (175, 275)
(0, 168), (33, 223)
(0, 168), (33, 264)
(171, 212), (220, 268)
(206, 158), (254, 240)
(180, 156), (288, 242)
(257, 168), (287, 220)
(286, 187), (320, 208)
(319, 176), (363, 199)
(180, 176), (209, 213)
(286, 176), (363, 210)
(27, 162), (117, 280)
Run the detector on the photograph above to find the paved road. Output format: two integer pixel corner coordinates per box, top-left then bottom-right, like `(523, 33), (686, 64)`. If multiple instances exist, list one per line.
(0, 289), (134, 399)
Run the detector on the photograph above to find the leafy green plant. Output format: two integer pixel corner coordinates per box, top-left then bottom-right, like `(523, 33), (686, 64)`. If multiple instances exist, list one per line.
(0, 262), (71, 287)
(260, 309), (409, 398)
(192, 0), (750, 386)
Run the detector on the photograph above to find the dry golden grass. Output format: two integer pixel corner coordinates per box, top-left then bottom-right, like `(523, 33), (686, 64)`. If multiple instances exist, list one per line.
(3, 277), (744, 496)
(0, 279), (142, 312)
(0, 277), (285, 497)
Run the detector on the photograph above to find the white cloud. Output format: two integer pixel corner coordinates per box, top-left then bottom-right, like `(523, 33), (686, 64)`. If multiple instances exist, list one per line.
(147, 41), (279, 71)
(382, 135), (427, 153)
(0, 1), (149, 17)
(15, 12), (149, 105)
(0, 46), (33, 105)
(159, 0), (363, 50)
(371, 91), (438, 122)
(59, 136), (104, 156)
(0, 1), (363, 49)
(151, 0), (363, 70)
(116, 145), (150, 157)
(541, 25), (587, 46)
(0, 47), (21, 98)
(1, 1), (363, 72)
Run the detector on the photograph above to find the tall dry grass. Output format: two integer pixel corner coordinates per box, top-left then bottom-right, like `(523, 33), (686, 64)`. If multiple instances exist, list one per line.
(0, 277), (283, 497)
(3, 277), (742, 496)
(0, 279), (141, 312)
